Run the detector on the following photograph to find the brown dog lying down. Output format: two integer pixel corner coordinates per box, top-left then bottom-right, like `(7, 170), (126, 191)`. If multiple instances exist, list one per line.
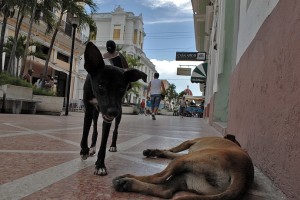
(113, 135), (254, 200)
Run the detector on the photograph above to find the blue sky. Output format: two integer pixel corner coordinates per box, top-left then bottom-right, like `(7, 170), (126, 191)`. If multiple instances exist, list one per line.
(92, 0), (203, 96)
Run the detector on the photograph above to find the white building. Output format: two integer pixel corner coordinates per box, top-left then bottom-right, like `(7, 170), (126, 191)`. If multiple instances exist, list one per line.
(77, 6), (157, 104)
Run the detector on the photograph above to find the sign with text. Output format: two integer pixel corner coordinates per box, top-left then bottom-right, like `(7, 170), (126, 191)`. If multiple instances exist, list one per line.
(176, 52), (206, 61)
(177, 67), (191, 76)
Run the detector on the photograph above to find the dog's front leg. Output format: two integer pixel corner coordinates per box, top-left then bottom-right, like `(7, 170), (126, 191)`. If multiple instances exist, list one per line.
(89, 109), (100, 156)
(94, 121), (111, 176)
(80, 105), (94, 160)
(109, 113), (121, 152)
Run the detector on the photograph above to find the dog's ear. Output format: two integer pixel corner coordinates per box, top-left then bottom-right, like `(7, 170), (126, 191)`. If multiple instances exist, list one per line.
(224, 134), (241, 147)
(124, 69), (147, 83)
(84, 42), (105, 75)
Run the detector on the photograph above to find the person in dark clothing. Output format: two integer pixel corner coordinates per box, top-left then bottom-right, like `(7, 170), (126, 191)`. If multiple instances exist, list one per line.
(103, 40), (128, 69)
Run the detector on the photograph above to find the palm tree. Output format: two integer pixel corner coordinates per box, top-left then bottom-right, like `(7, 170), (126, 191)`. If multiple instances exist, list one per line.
(19, 0), (58, 78)
(0, 0), (16, 72)
(3, 35), (27, 76)
(41, 0), (97, 87)
(6, 0), (30, 75)
(166, 83), (178, 104)
(122, 52), (144, 104)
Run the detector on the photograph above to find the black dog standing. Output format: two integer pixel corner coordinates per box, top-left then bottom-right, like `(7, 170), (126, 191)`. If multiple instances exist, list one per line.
(87, 40), (129, 157)
(80, 42), (147, 175)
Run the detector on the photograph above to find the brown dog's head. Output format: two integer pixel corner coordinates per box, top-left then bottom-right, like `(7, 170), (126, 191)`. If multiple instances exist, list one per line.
(84, 42), (147, 123)
(224, 134), (241, 147)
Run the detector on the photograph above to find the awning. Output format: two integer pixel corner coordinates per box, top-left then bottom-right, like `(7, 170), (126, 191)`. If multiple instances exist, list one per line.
(34, 57), (69, 75)
(191, 62), (207, 83)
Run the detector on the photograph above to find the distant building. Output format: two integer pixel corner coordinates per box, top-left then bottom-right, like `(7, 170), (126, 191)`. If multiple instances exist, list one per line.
(184, 85), (193, 96)
(79, 6), (157, 104)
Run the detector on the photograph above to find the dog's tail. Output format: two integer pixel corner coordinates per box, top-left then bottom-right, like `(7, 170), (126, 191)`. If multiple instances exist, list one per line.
(174, 170), (254, 200)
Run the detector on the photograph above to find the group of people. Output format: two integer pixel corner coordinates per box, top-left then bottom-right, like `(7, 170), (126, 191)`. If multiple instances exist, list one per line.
(23, 69), (54, 91)
(34, 74), (54, 90)
(140, 97), (152, 116)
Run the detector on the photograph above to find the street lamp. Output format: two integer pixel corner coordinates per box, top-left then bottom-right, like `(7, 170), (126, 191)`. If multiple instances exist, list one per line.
(65, 17), (79, 116)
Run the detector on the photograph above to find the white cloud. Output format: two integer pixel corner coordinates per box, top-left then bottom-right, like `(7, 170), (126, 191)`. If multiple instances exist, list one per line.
(151, 59), (201, 76)
(145, 0), (192, 9)
(145, 18), (193, 25)
(143, 0), (192, 13)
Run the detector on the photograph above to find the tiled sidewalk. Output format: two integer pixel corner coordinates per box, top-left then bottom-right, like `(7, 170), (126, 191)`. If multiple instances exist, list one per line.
(0, 113), (286, 199)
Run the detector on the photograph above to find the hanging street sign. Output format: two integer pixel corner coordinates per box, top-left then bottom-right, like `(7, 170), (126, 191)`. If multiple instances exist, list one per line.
(177, 67), (191, 76)
(176, 52), (206, 61)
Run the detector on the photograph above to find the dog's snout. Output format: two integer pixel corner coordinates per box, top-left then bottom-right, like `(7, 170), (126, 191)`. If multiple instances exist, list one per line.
(107, 108), (119, 117)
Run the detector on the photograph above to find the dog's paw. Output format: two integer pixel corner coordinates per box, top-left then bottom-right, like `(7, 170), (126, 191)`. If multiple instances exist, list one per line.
(113, 177), (133, 192)
(109, 146), (117, 152)
(143, 149), (167, 158)
(143, 149), (160, 157)
(94, 167), (107, 176)
(81, 154), (89, 160)
(80, 148), (90, 160)
(89, 147), (96, 156)
(143, 149), (152, 157)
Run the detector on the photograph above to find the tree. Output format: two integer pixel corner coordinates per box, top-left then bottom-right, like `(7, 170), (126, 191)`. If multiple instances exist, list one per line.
(19, 0), (59, 78)
(165, 83), (178, 104)
(41, 0), (97, 87)
(6, 0), (30, 75)
(178, 90), (186, 100)
(3, 35), (27, 76)
(0, 0), (16, 72)
(122, 51), (144, 104)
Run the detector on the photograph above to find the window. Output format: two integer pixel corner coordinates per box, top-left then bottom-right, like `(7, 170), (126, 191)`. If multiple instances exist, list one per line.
(139, 31), (142, 45)
(57, 52), (69, 63)
(133, 29), (137, 44)
(35, 44), (49, 60)
(113, 25), (121, 40)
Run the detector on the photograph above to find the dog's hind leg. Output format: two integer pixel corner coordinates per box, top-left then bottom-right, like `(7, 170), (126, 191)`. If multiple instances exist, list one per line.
(168, 139), (198, 152)
(143, 149), (184, 159)
(80, 104), (94, 160)
(143, 139), (197, 159)
(94, 121), (112, 176)
(115, 156), (185, 184)
(89, 109), (99, 156)
(109, 112), (121, 152)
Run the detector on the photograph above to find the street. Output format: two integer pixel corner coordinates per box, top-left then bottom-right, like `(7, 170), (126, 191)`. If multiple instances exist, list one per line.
(0, 113), (285, 200)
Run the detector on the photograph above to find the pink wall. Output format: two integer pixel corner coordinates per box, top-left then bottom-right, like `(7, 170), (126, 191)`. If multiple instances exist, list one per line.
(228, 1), (300, 199)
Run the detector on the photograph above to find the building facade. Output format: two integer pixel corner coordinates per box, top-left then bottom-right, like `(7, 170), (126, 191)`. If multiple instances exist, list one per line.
(192, 0), (300, 199)
(80, 6), (157, 104)
(0, 8), (87, 104)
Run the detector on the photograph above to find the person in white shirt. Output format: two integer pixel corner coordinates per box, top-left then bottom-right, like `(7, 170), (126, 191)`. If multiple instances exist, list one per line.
(34, 73), (43, 88)
(179, 96), (187, 118)
(147, 73), (166, 120)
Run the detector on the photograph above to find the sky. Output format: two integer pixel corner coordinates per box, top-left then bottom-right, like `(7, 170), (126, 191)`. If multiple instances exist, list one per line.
(92, 0), (203, 96)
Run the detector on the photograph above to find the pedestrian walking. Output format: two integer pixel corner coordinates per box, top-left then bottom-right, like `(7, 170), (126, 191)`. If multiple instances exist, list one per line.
(23, 69), (34, 84)
(147, 72), (166, 120)
(146, 97), (151, 116)
(179, 96), (187, 118)
(140, 100), (146, 115)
